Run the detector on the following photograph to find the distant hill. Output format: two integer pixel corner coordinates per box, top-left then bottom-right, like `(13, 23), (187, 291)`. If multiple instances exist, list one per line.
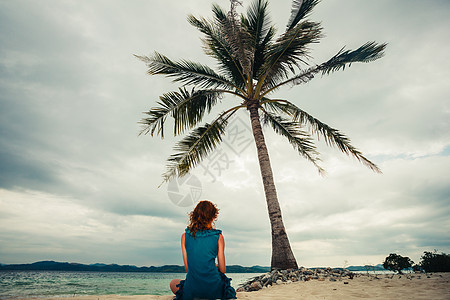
(226, 265), (270, 273)
(0, 261), (387, 273)
(0, 261), (270, 273)
(346, 264), (386, 271)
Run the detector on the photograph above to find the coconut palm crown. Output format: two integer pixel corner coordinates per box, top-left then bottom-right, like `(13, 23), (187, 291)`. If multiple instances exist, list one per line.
(136, 0), (386, 270)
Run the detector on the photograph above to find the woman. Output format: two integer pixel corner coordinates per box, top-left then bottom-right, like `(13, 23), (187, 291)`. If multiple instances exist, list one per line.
(170, 200), (237, 300)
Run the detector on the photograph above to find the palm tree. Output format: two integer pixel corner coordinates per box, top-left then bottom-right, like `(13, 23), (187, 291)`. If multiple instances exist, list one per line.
(136, 0), (385, 270)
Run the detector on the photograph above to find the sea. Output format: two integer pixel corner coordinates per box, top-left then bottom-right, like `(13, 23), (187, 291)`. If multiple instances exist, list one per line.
(0, 271), (260, 299)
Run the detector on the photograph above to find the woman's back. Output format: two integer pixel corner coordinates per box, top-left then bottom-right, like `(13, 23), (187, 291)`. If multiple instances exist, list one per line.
(171, 200), (236, 300)
(182, 228), (224, 299)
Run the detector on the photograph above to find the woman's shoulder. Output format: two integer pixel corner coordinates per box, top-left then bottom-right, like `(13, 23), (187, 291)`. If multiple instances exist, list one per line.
(185, 226), (222, 237)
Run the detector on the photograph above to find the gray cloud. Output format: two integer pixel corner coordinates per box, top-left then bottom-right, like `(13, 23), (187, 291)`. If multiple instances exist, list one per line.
(0, 0), (449, 267)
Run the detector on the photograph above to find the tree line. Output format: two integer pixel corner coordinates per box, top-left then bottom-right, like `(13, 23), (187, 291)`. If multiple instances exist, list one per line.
(383, 251), (450, 274)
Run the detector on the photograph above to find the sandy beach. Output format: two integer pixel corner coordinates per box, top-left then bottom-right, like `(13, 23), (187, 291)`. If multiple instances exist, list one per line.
(22, 273), (449, 300)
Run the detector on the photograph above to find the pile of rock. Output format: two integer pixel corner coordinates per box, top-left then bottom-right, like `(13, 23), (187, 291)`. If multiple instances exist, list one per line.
(236, 267), (355, 292)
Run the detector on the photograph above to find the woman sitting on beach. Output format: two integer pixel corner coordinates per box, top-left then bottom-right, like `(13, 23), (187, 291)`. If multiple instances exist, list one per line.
(170, 200), (237, 300)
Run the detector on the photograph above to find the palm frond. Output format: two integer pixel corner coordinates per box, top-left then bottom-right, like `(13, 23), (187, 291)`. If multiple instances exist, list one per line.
(261, 108), (324, 174)
(242, 0), (277, 78)
(286, 0), (320, 31)
(254, 26), (276, 78)
(162, 108), (240, 182)
(216, 3), (255, 76)
(139, 88), (223, 138)
(229, 0), (244, 16)
(135, 52), (237, 90)
(262, 64), (320, 96)
(262, 41), (387, 95)
(321, 42), (387, 75)
(188, 13), (246, 89)
(257, 20), (322, 91)
(262, 100), (382, 173)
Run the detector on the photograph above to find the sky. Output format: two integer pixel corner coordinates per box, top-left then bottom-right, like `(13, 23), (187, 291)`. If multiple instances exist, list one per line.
(0, 0), (449, 269)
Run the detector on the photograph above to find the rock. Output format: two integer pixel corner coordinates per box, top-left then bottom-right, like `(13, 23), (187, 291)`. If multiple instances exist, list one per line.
(236, 287), (245, 292)
(263, 279), (272, 287)
(249, 281), (263, 291)
(237, 266), (362, 293)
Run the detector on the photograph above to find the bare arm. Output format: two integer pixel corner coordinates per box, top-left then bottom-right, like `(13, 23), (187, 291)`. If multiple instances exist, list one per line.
(217, 234), (226, 273)
(181, 233), (188, 272)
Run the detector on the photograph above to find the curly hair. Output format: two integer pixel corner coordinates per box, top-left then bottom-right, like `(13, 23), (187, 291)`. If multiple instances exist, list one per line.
(188, 200), (219, 237)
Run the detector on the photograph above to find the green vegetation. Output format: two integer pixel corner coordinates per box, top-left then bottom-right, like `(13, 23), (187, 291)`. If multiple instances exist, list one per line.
(420, 251), (450, 272)
(382, 251), (450, 273)
(383, 253), (413, 274)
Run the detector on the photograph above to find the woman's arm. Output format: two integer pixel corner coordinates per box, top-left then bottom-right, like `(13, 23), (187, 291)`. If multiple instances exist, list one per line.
(217, 234), (226, 273)
(181, 233), (188, 272)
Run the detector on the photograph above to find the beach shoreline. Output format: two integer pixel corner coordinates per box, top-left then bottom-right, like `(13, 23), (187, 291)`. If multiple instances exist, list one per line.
(13, 272), (449, 300)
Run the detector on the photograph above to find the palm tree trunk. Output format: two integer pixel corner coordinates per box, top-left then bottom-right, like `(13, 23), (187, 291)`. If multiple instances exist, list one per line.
(248, 104), (298, 270)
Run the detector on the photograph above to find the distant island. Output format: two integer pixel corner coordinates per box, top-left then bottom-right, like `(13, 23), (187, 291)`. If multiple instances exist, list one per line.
(0, 261), (270, 273)
(347, 264), (386, 272)
(0, 261), (386, 273)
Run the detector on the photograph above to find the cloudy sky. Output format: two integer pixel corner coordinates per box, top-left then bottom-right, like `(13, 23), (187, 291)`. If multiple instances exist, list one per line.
(1, 0), (449, 269)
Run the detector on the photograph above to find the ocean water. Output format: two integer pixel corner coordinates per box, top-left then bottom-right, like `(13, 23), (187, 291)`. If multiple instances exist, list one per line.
(0, 271), (260, 299)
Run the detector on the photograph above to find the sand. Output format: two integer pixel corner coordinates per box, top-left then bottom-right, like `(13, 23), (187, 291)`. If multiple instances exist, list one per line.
(237, 273), (450, 299)
(22, 273), (450, 300)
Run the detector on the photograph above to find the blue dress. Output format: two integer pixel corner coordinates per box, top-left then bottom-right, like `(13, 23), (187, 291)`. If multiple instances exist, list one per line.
(175, 227), (237, 300)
